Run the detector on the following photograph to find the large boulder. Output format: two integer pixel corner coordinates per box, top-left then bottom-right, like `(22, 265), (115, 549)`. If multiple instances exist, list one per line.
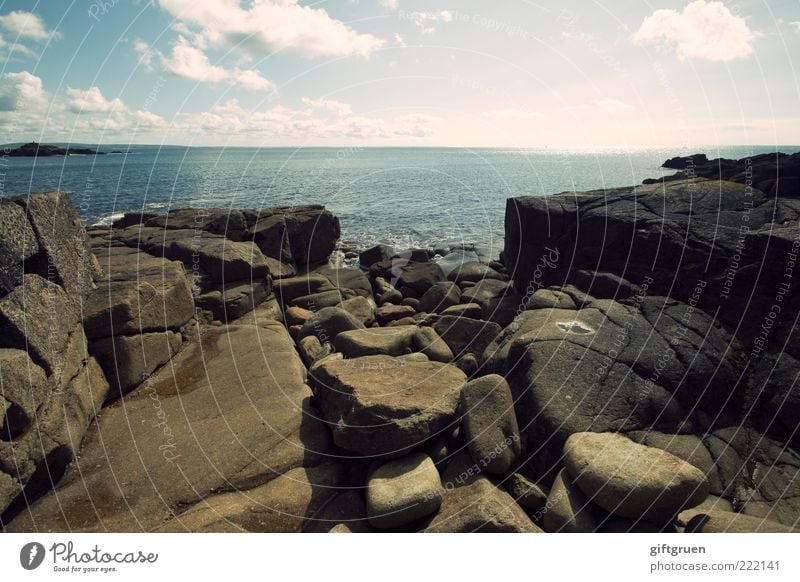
(311, 355), (466, 456)
(447, 261), (504, 284)
(366, 453), (443, 529)
(459, 374), (521, 475)
(0, 200), (38, 297)
(84, 246), (195, 338)
(0, 274), (80, 379)
(564, 432), (709, 523)
(249, 206), (340, 265)
(14, 191), (96, 308)
(487, 296), (739, 469)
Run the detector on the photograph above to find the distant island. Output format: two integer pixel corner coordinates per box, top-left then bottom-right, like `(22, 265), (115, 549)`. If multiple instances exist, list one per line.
(4, 141), (104, 157)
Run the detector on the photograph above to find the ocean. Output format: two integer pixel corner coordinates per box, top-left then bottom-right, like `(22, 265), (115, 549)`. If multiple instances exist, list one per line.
(2, 146), (797, 260)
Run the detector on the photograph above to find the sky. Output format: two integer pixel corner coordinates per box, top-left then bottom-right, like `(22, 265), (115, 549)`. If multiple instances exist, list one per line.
(0, 0), (798, 147)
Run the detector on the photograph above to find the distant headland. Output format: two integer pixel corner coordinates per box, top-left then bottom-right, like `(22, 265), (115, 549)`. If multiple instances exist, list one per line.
(4, 142), (104, 157)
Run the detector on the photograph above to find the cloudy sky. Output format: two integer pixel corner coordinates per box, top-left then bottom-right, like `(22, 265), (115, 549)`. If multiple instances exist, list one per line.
(0, 0), (798, 147)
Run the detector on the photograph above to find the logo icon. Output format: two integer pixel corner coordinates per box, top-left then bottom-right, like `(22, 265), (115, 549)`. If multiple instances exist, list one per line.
(20, 542), (45, 570)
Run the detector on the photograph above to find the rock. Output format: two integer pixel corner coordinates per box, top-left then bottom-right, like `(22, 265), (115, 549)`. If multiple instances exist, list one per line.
(627, 431), (722, 496)
(196, 278), (270, 322)
(685, 510), (796, 533)
(491, 297), (738, 473)
(418, 282), (461, 314)
(178, 236), (270, 284)
(298, 306), (365, 343)
(249, 206), (340, 266)
(460, 278), (509, 306)
(385, 261), (444, 295)
(311, 355), (466, 456)
(542, 468), (598, 533)
(502, 178), (798, 344)
(90, 331), (182, 396)
(662, 153), (709, 169)
(15, 191), (95, 308)
(412, 327), (454, 363)
(334, 326), (417, 358)
(273, 274), (334, 305)
(372, 277), (403, 306)
(481, 294), (525, 327)
(676, 495), (734, 527)
(454, 354), (479, 377)
(447, 261), (505, 284)
(423, 453), (542, 533)
(305, 491), (371, 533)
(359, 244), (393, 269)
(564, 432), (709, 523)
(297, 336), (331, 368)
(375, 304), (416, 325)
(5, 321), (332, 532)
(441, 303), (483, 319)
(339, 296), (376, 326)
(156, 463), (345, 532)
(0, 274), (79, 378)
(504, 473), (548, 513)
(314, 266), (372, 298)
(84, 247), (195, 338)
(0, 349), (49, 440)
(459, 375), (521, 475)
(291, 289), (356, 310)
(0, 472), (20, 515)
(526, 288), (577, 310)
(702, 427), (800, 526)
(366, 453), (443, 529)
(0, 200), (38, 297)
(432, 316), (501, 361)
(401, 297), (420, 310)
(285, 306), (313, 327)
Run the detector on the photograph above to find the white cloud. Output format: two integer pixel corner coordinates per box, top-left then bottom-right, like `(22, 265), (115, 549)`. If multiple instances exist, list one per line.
(157, 0), (384, 58)
(632, 0), (758, 62)
(302, 97), (352, 116)
(405, 10), (453, 34)
(134, 39), (156, 69)
(153, 36), (276, 91)
(67, 87), (126, 114)
(0, 71), (47, 111)
(790, 21), (800, 33)
(0, 11), (56, 41)
(175, 98), (438, 140)
(381, 0), (399, 10)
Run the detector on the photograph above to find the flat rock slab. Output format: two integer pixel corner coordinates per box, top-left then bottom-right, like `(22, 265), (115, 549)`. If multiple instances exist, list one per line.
(312, 355), (466, 456)
(155, 463), (346, 532)
(564, 432), (709, 523)
(5, 320), (332, 532)
(334, 326), (417, 358)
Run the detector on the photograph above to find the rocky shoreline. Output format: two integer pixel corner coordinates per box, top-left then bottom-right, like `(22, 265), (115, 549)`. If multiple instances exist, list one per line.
(1, 153), (799, 533)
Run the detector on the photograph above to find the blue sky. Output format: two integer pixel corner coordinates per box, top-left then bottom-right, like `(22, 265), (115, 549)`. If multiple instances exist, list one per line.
(0, 0), (798, 147)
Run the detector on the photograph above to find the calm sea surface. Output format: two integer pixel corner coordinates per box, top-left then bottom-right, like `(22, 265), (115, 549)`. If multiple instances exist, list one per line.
(2, 146), (798, 259)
